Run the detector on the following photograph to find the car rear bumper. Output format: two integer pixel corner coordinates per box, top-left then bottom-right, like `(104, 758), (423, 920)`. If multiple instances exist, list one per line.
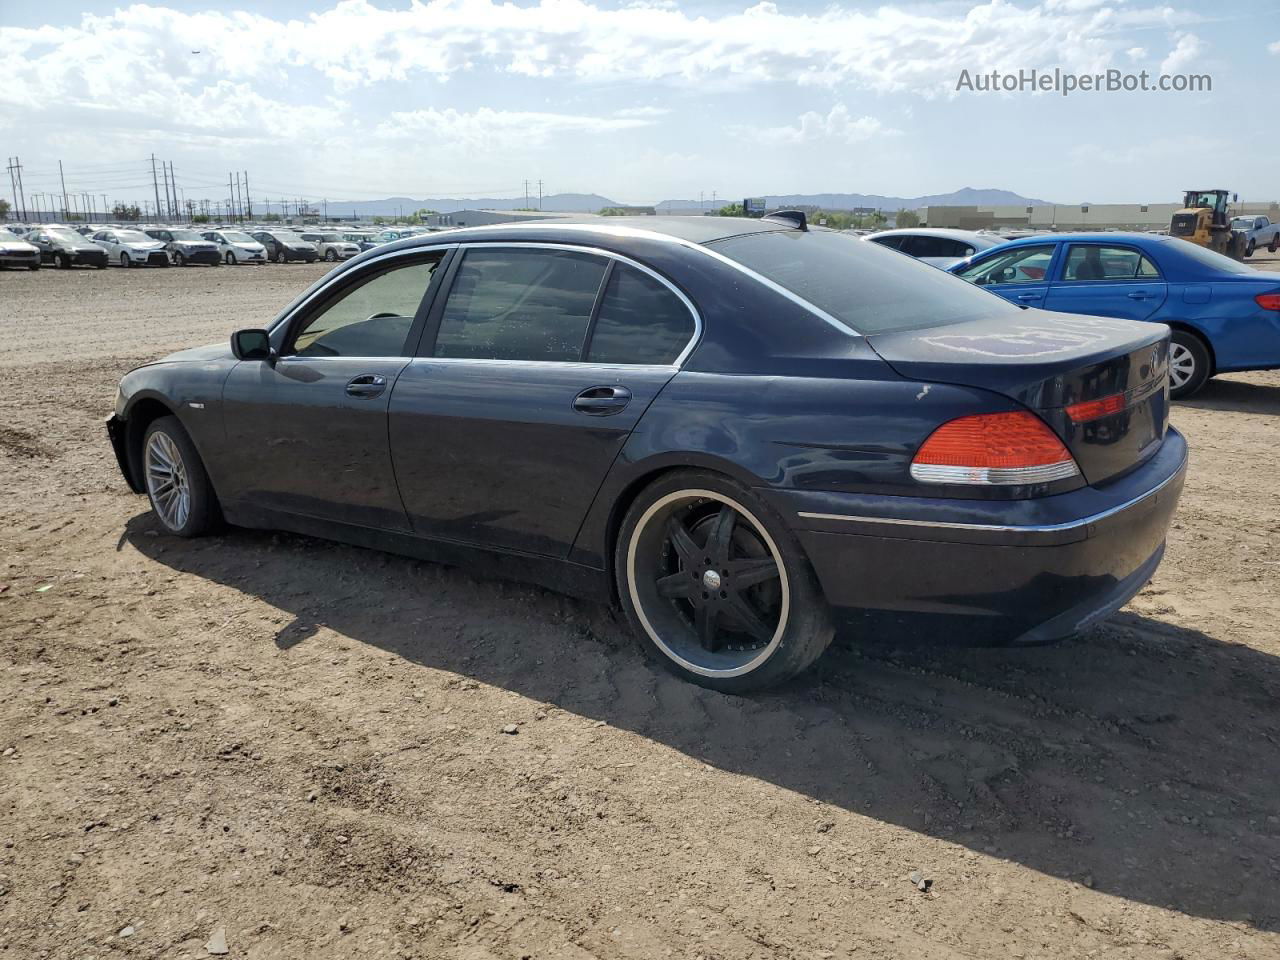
(768, 427), (1188, 645)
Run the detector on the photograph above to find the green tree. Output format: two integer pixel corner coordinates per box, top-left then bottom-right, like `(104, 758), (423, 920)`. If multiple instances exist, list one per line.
(0, 198), (10, 220)
(894, 208), (921, 228)
(715, 202), (746, 217)
(191, 213), (210, 224)
(112, 203), (141, 221)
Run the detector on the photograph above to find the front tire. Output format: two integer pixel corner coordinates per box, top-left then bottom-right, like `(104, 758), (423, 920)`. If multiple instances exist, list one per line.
(119, 252), (131, 269)
(224, 251), (237, 265)
(142, 416), (220, 537)
(1270, 234), (1279, 253)
(173, 251), (186, 267)
(57, 253), (71, 269)
(1169, 329), (1211, 400)
(615, 470), (833, 693)
(324, 248), (337, 262)
(275, 249), (287, 264)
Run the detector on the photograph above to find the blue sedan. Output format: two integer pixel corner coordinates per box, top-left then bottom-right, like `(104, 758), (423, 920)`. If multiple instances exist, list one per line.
(949, 232), (1280, 398)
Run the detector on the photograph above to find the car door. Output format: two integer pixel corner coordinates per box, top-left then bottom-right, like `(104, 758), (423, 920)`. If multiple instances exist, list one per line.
(389, 244), (698, 558)
(94, 232), (118, 258)
(953, 243), (1059, 307)
(219, 250), (450, 531)
(1043, 243), (1168, 321)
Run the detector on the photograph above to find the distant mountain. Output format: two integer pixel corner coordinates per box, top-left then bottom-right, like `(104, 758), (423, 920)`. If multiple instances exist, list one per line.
(656, 187), (1053, 212)
(310, 193), (617, 218)
(303, 187), (1052, 218)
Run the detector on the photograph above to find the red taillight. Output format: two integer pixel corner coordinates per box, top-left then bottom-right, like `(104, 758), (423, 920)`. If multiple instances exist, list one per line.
(1256, 293), (1280, 311)
(1066, 392), (1126, 423)
(911, 411), (1079, 485)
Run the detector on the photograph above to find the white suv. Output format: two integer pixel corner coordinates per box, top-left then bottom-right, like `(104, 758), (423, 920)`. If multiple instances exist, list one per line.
(299, 232), (361, 262)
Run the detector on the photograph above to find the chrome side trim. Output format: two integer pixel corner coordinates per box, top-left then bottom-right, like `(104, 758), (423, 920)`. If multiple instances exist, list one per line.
(796, 463), (1184, 535)
(267, 243), (460, 335)
(452, 241), (703, 368)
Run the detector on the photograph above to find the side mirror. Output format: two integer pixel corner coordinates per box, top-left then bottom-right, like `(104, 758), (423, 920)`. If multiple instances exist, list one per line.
(232, 329), (274, 362)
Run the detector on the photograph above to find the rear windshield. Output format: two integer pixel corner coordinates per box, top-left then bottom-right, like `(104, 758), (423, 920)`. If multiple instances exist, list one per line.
(708, 230), (1016, 334)
(1171, 239), (1256, 275)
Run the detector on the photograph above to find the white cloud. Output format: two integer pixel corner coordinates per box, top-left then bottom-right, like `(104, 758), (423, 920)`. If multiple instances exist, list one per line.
(1160, 32), (1204, 74)
(1126, 46), (1147, 61)
(741, 105), (899, 145)
(0, 0), (1203, 106)
(374, 107), (656, 150)
(1268, 40), (1280, 55)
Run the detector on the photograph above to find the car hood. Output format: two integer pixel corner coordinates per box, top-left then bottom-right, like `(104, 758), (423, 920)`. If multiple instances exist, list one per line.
(0, 240), (38, 252)
(156, 341), (236, 364)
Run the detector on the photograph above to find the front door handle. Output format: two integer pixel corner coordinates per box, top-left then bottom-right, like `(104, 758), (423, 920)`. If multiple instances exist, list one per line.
(573, 385), (632, 416)
(346, 374), (387, 398)
(1015, 292), (1043, 302)
(1127, 291), (1150, 300)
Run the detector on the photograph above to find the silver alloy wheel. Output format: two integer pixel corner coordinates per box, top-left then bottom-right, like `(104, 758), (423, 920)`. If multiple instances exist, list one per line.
(225, 251), (236, 265)
(626, 489), (790, 679)
(120, 252), (130, 268)
(145, 431), (191, 531)
(1169, 341), (1196, 389)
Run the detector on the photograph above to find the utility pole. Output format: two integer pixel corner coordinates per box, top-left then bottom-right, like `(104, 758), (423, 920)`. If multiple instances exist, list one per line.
(323, 198), (328, 221)
(228, 173), (237, 222)
(524, 179), (530, 208)
(161, 162), (172, 218)
(150, 155), (163, 223)
(58, 160), (69, 220)
(243, 171), (251, 220)
(6, 158), (18, 222)
(537, 179), (543, 210)
(101, 194), (109, 220)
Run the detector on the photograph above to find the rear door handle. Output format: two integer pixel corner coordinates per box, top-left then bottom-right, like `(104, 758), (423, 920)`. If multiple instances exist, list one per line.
(346, 374), (387, 398)
(573, 385), (632, 416)
(1127, 291), (1150, 300)
(1015, 292), (1042, 302)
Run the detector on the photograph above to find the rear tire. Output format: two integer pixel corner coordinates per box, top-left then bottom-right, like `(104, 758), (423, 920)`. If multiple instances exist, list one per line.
(615, 470), (834, 693)
(141, 416), (220, 538)
(1245, 239), (1256, 258)
(1169, 330), (1211, 400)
(1270, 234), (1279, 253)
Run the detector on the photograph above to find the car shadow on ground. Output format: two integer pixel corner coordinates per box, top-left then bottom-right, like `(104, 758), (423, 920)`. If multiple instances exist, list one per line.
(1179, 377), (1280, 416)
(124, 515), (1280, 932)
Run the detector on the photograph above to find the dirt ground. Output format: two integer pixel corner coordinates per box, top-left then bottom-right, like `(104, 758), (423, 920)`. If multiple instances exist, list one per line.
(2, 253), (1280, 960)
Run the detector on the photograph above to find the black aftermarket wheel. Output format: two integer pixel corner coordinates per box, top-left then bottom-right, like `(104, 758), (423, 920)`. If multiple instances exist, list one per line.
(615, 470), (833, 693)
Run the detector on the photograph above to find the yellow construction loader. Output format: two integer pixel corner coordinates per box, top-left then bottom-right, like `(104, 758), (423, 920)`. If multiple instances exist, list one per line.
(1170, 190), (1248, 260)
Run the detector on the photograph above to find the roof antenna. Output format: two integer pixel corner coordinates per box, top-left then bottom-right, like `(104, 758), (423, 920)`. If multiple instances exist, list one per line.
(761, 210), (807, 231)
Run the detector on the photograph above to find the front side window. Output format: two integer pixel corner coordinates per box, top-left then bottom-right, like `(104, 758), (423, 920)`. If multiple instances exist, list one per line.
(290, 257), (442, 358)
(1061, 245), (1161, 281)
(957, 244), (1056, 285)
(586, 264), (694, 365)
(434, 248), (607, 361)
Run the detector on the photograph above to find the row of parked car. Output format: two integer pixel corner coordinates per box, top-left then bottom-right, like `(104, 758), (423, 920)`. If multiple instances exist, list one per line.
(0, 222), (432, 270)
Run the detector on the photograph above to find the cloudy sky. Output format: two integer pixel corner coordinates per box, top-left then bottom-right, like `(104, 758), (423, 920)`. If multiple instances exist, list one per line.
(1, 0), (1278, 209)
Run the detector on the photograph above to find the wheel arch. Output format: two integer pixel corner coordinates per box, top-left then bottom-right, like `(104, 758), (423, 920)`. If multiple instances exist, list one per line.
(595, 455), (771, 604)
(121, 395), (179, 490)
(1164, 320), (1217, 374)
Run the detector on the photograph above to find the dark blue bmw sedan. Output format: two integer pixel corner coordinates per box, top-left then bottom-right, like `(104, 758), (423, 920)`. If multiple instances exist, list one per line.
(107, 214), (1187, 691)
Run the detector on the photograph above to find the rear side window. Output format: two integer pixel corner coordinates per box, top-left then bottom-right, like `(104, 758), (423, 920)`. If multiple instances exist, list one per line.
(435, 248), (607, 361)
(710, 230), (1015, 335)
(1061, 245), (1161, 281)
(869, 235), (905, 250)
(901, 235), (970, 258)
(586, 264), (694, 365)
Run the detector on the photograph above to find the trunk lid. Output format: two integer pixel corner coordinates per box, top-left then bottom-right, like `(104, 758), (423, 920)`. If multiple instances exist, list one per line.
(868, 310), (1170, 485)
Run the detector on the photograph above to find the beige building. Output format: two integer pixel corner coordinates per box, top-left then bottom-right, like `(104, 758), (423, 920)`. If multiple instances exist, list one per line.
(920, 200), (1280, 232)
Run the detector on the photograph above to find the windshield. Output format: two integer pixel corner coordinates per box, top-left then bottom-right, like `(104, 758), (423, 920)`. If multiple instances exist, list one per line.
(0, 229), (20, 242)
(1172, 238), (1257, 275)
(320, 233), (342, 242)
(708, 230), (1016, 335)
(47, 227), (82, 240)
(223, 232), (254, 243)
(170, 230), (203, 241)
(117, 230), (151, 243)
